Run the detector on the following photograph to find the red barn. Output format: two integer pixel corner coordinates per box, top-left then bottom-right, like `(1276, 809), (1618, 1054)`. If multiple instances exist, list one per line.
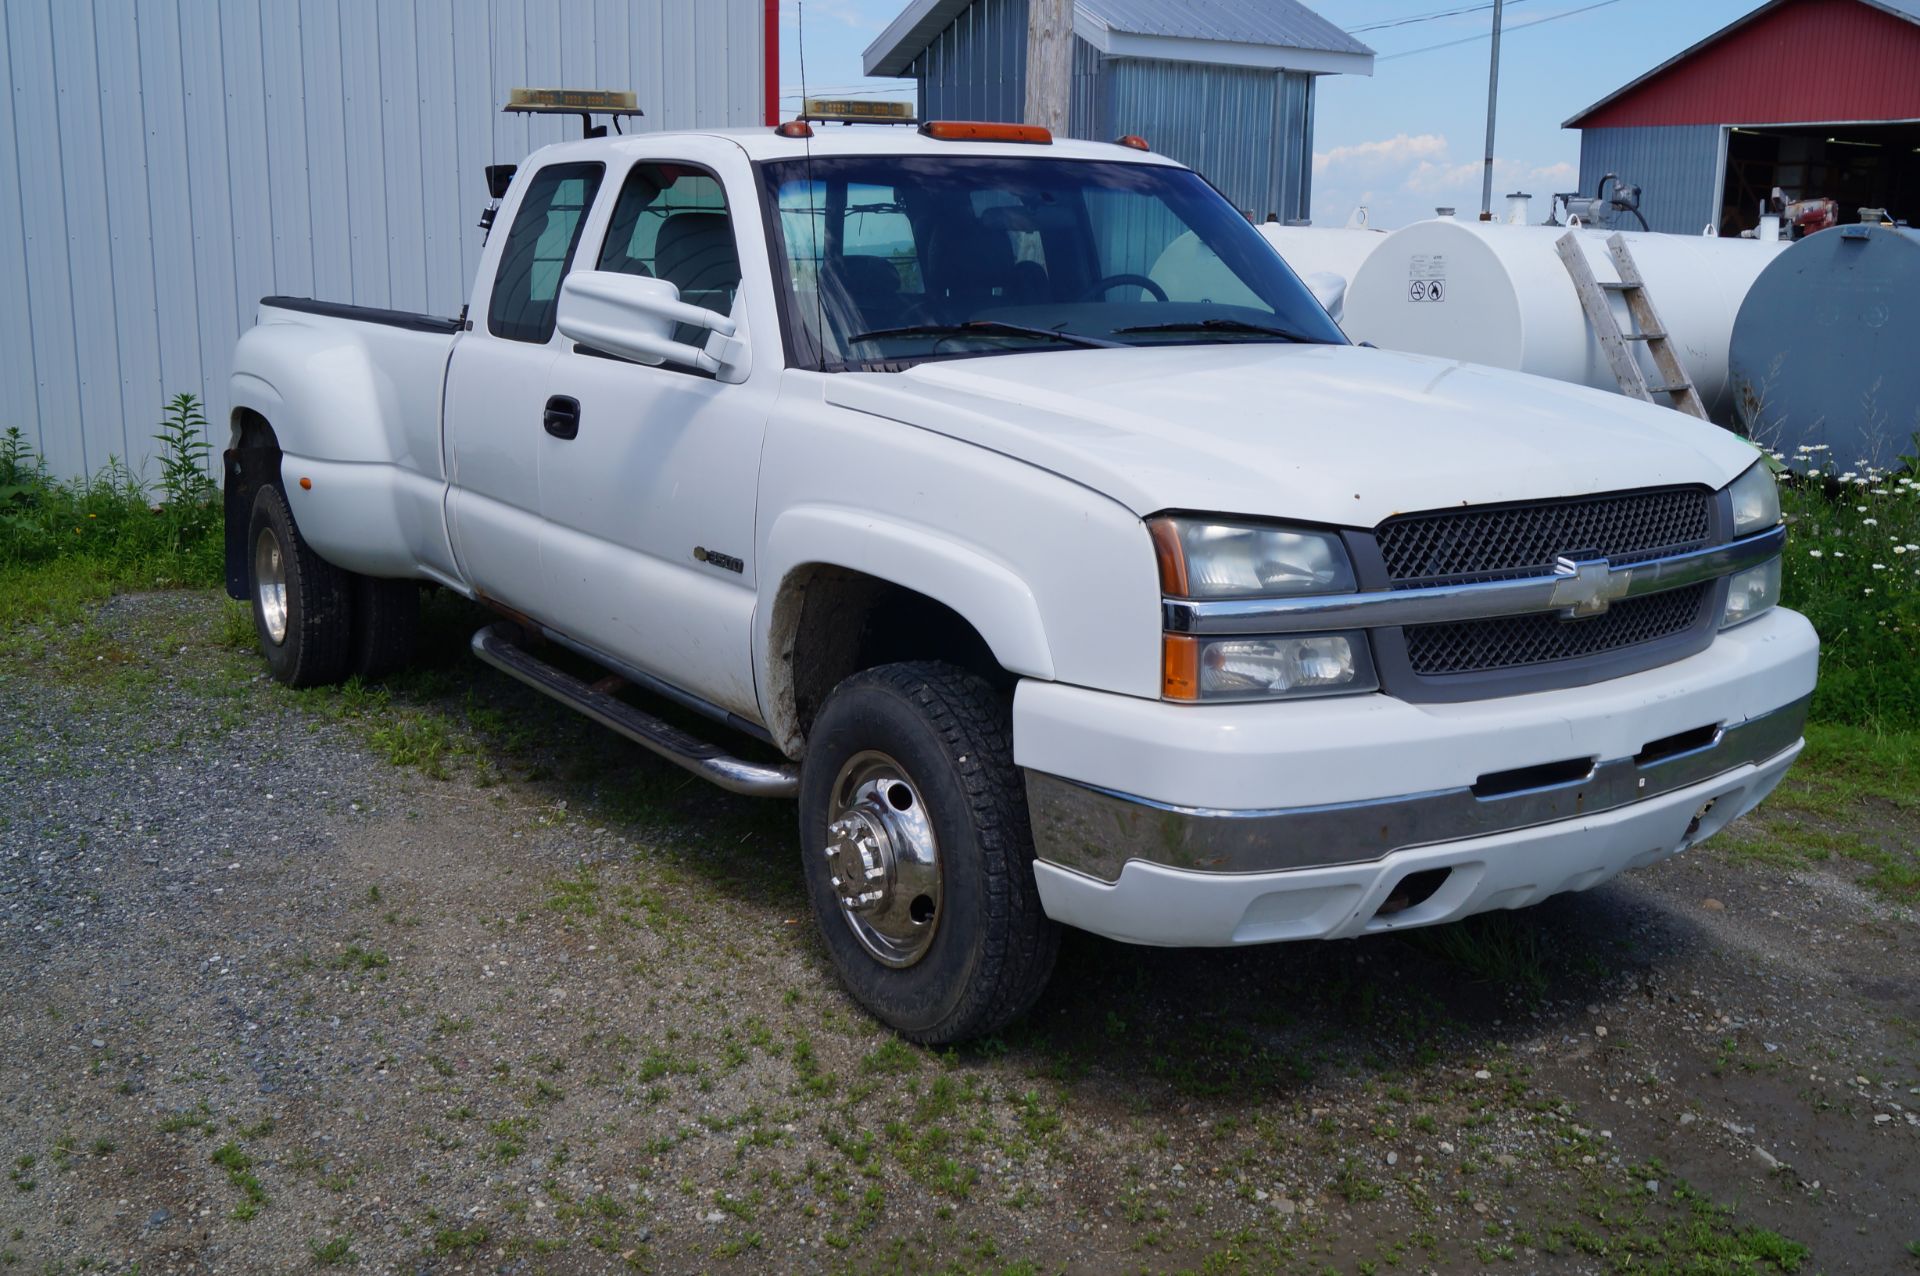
(1564, 0), (1920, 234)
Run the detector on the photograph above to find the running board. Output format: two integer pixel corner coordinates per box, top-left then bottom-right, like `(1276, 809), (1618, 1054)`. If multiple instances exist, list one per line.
(470, 623), (799, 798)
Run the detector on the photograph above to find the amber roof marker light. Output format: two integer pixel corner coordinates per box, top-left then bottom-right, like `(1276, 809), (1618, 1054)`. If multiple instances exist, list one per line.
(919, 121), (1052, 144)
(1115, 134), (1151, 151)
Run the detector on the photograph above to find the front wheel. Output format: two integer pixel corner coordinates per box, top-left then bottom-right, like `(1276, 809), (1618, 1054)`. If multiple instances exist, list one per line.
(799, 662), (1059, 1044)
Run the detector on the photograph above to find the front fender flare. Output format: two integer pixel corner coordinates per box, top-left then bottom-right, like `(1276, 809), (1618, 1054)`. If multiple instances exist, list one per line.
(756, 506), (1055, 750)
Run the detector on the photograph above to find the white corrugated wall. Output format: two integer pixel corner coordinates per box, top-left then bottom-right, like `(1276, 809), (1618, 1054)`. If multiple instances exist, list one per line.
(0, 0), (767, 480)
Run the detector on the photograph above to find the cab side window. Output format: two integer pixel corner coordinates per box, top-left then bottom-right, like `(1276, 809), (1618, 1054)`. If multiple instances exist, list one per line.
(488, 162), (605, 343)
(598, 164), (742, 333)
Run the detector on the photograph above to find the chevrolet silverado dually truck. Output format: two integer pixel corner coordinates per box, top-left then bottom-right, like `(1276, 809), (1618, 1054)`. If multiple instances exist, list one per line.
(226, 112), (1816, 1044)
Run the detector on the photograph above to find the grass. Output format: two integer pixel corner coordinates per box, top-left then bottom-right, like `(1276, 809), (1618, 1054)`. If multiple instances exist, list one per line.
(1777, 461), (1920, 731)
(1715, 722), (1920, 902)
(210, 1141), (268, 1219)
(1401, 912), (1552, 1002)
(309, 1236), (356, 1266)
(0, 402), (222, 629)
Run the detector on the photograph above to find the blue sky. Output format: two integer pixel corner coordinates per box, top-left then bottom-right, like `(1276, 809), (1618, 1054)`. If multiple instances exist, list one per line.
(778, 0), (1760, 228)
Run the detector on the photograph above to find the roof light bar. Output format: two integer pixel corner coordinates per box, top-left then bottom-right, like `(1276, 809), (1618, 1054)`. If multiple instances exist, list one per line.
(502, 88), (643, 139)
(504, 88), (641, 115)
(802, 98), (916, 124)
(919, 121), (1052, 144)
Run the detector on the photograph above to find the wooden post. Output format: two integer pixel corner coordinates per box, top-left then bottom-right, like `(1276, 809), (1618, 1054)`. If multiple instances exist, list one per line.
(1024, 0), (1073, 133)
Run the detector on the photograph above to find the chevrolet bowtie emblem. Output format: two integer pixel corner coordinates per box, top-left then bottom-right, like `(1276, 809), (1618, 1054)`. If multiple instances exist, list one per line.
(1551, 554), (1630, 618)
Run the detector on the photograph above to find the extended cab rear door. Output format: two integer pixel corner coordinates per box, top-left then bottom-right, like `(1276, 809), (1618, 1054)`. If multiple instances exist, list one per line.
(443, 159), (606, 613)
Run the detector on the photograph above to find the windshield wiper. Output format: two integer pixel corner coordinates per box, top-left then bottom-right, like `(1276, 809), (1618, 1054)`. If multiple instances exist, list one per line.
(1113, 318), (1315, 343)
(847, 320), (1122, 350)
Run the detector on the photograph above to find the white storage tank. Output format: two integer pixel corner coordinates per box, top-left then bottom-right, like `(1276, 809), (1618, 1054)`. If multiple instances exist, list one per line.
(1256, 224), (1390, 289)
(1341, 218), (1787, 420)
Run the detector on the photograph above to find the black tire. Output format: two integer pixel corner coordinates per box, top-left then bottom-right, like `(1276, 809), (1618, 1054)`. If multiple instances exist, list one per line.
(246, 482), (353, 688)
(799, 662), (1059, 1044)
(348, 575), (420, 680)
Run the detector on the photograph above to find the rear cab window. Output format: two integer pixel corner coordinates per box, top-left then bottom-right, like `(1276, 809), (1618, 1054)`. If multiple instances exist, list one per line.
(488, 162), (605, 343)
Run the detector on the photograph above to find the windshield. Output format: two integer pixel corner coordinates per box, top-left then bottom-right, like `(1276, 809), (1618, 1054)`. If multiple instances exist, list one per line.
(758, 155), (1345, 370)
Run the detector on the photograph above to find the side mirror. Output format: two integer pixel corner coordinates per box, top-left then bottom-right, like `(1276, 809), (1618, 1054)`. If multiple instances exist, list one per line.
(1302, 270), (1347, 323)
(555, 271), (746, 382)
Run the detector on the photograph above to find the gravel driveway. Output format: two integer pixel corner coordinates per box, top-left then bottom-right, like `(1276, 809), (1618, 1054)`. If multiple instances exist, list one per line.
(2, 592), (1915, 1274)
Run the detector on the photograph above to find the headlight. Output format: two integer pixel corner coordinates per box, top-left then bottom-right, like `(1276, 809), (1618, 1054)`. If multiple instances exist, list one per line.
(1727, 462), (1781, 537)
(1164, 631), (1378, 701)
(1721, 557), (1780, 629)
(1149, 516), (1374, 702)
(1149, 516), (1355, 598)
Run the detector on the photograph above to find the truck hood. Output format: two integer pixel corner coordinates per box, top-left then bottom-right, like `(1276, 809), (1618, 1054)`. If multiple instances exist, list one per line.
(823, 344), (1758, 526)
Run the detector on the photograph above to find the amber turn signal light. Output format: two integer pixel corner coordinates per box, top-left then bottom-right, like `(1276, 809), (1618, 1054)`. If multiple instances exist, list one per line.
(918, 120), (1051, 144)
(1162, 635), (1200, 701)
(1146, 518), (1189, 597)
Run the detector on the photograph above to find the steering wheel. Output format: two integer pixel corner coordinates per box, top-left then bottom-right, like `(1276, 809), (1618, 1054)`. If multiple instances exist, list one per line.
(1077, 273), (1169, 303)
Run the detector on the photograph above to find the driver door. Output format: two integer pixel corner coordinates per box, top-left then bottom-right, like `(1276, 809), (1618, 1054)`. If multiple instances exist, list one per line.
(534, 148), (774, 721)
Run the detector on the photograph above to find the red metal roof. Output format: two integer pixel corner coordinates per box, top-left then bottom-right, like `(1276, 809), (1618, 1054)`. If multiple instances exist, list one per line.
(1565, 0), (1920, 128)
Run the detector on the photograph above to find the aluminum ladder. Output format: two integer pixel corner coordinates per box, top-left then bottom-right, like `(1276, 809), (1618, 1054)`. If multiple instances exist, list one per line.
(1554, 230), (1710, 421)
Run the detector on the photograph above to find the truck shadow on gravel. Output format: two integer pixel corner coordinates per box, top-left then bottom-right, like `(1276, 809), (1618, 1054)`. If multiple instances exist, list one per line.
(401, 592), (1692, 1094)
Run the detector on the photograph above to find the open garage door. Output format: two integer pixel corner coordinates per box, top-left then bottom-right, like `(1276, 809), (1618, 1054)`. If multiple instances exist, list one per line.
(1720, 120), (1920, 236)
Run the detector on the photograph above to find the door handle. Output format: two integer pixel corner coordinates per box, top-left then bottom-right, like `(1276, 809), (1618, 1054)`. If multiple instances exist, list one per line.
(543, 395), (580, 440)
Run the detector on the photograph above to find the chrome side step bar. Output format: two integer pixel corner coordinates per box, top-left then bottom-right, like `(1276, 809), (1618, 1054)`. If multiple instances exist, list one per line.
(470, 623), (799, 798)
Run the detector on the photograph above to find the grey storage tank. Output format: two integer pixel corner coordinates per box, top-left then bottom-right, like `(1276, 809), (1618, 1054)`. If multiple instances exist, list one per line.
(1729, 224), (1920, 473)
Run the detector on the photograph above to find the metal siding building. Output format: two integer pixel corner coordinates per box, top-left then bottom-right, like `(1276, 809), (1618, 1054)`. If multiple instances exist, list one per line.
(1575, 125), (1726, 235)
(1565, 0), (1920, 235)
(0, 0), (770, 481)
(866, 0), (1368, 226)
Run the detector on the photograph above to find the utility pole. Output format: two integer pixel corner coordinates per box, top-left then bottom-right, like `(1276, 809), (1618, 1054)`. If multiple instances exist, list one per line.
(1024, 0), (1072, 133)
(1479, 0), (1504, 220)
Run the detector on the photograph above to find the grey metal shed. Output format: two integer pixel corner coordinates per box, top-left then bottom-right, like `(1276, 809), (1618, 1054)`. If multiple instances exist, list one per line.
(862, 0), (1372, 225)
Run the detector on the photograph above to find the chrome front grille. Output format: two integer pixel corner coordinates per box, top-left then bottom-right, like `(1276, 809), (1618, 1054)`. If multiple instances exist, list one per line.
(1376, 487), (1715, 588)
(1403, 582), (1711, 676)
(1372, 486), (1721, 688)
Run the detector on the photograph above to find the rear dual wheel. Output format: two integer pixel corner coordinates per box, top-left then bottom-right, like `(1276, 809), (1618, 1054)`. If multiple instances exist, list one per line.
(246, 483), (418, 686)
(799, 662), (1059, 1044)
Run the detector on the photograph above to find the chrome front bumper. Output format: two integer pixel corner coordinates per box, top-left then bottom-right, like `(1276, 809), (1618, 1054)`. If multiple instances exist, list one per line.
(1026, 692), (1809, 883)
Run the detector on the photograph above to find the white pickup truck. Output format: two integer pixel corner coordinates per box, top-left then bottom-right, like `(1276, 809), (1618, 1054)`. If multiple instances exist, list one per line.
(227, 113), (1816, 1043)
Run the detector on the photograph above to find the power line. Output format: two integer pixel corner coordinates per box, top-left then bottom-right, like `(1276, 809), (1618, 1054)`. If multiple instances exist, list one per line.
(1346, 1), (1530, 35)
(1376, 0), (1625, 60)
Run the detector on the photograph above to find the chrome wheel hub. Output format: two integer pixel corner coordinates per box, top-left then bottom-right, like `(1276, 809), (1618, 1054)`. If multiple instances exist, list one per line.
(823, 751), (941, 968)
(253, 528), (289, 646)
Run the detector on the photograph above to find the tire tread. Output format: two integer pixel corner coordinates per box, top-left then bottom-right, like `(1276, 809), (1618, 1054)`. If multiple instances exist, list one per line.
(829, 661), (1059, 1044)
(251, 483), (352, 688)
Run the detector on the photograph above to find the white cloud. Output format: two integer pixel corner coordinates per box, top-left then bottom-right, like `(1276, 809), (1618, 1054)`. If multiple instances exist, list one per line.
(1312, 133), (1579, 228)
(1312, 133), (1448, 178)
